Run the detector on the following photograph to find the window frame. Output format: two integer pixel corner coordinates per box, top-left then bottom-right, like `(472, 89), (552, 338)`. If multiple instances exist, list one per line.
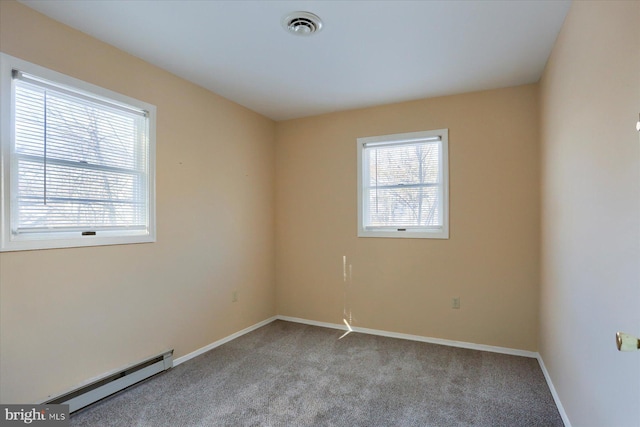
(0, 53), (156, 252)
(356, 129), (449, 239)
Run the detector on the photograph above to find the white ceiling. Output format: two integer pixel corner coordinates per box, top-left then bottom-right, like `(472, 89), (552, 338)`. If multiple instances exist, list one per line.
(19, 0), (571, 121)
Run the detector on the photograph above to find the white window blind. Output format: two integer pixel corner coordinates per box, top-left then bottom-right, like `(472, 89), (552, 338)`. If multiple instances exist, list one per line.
(12, 71), (149, 236)
(1, 54), (156, 251)
(357, 129), (449, 239)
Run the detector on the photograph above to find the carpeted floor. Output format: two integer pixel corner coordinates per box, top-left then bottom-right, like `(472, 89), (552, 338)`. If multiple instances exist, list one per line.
(70, 320), (563, 426)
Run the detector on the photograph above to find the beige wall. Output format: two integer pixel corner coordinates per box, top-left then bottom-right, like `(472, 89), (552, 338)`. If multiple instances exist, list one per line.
(10, 0), (636, 416)
(275, 85), (540, 351)
(0, 1), (276, 403)
(539, 1), (640, 426)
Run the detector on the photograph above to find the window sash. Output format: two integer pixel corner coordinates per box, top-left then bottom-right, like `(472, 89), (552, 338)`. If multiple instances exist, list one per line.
(11, 69), (149, 236)
(362, 139), (444, 230)
(357, 129), (449, 239)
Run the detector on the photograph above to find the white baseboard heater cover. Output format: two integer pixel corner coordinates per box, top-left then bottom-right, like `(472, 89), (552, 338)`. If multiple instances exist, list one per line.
(46, 350), (173, 413)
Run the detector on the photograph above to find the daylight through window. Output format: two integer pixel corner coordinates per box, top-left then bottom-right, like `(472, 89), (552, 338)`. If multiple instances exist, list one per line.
(1, 54), (156, 251)
(357, 129), (449, 239)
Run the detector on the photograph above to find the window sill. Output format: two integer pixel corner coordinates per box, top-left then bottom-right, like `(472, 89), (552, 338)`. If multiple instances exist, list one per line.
(357, 228), (449, 239)
(0, 232), (156, 252)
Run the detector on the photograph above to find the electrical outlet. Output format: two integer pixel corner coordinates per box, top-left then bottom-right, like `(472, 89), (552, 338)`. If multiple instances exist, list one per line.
(452, 297), (460, 309)
(232, 291), (238, 303)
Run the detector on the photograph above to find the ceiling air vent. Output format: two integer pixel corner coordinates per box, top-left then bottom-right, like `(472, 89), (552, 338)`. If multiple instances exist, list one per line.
(283, 12), (323, 36)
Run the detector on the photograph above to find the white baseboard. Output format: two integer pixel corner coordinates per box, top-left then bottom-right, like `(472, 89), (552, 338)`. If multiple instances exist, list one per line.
(536, 354), (572, 427)
(173, 316), (278, 366)
(276, 315), (538, 358)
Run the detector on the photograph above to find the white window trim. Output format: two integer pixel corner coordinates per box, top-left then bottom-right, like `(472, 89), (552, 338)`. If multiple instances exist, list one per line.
(0, 53), (156, 251)
(357, 129), (449, 239)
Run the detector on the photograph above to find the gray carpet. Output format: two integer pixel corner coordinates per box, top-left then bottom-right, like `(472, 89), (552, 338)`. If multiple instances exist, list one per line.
(70, 320), (563, 426)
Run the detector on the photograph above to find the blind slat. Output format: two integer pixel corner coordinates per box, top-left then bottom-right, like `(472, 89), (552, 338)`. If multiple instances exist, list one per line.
(364, 140), (442, 228)
(14, 70), (148, 117)
(13, 76), (149, 234)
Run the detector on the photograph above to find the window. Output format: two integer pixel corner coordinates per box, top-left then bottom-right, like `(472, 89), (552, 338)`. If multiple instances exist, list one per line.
(0, 53), (156, 251)
(357, 129), (449, 239)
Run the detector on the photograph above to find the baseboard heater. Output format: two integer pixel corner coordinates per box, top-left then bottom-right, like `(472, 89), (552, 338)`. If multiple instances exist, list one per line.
(46, 349), (173, 413)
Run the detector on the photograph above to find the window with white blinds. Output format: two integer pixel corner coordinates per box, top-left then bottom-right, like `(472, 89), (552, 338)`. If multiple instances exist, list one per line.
(1, 54), (156, 251)
(357, 129), (449, 239)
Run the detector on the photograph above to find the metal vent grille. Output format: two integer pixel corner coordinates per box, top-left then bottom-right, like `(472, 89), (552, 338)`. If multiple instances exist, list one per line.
(283, 12), (323, 36)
